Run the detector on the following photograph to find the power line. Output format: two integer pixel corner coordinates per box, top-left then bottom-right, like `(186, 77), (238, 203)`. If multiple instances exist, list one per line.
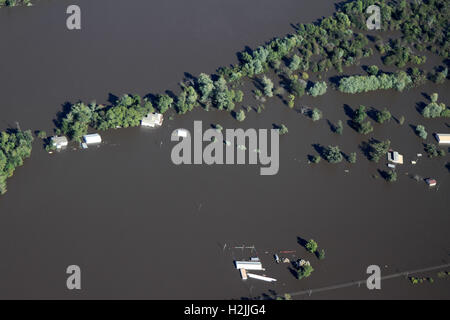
(280, 262), (450, 299)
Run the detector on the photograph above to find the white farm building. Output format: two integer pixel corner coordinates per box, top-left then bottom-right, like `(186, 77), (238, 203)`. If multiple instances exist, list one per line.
(141, 113), (164, 127)
(83, 133), (102, 144)
(435, 133), (450, 144)
(51, 136), (68, 149)
(234, 260), (263, 271)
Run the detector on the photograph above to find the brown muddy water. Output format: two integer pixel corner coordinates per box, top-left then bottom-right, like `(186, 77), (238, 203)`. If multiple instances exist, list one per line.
(0, 0), (449, 299)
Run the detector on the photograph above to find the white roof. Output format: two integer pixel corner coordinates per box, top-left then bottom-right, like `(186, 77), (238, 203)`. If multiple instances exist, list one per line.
(175, 129), (189, 137)
(235, 261), (263, 270)
(141, 113), (163, 126)
(83, 133), (102, 144)
(388, 151), (403, 164)
(247, 273), (277, 282)
(436, 133), (450, 143)
(51, 136), (68, 145)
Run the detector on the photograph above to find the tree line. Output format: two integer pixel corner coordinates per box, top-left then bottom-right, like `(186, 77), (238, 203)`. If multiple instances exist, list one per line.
(0, 0), (31, 7)
(0, 129), (33, 194)
(54, 0), (448, 142)
(338, 71), (412, 94)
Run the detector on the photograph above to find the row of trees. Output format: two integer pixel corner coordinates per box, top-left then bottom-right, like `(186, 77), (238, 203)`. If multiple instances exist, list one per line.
(56, 95), (154, 142)
(377, 38), (427, 68)
(198, 74), (241, 111)
(338, 71), (412, 93)
(218, 3), (376, 84)
(53, 0), (447, 144)
(0, 129), (33, 195)
(308, 81), (327, 97)
(424, 143), (446, 158)
(342, 0), (449, 59)
(0, 0), (31, 7)
(422, 93), (449, 118)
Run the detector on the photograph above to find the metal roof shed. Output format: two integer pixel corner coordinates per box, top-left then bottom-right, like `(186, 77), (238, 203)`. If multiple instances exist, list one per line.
(83, 133), (102, 144)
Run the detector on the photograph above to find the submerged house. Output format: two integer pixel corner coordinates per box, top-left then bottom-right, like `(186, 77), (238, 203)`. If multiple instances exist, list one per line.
(435, 133), (450, 144)
(83, 133), (102, 144)
(141, 113), (163, 128)
(51, 136), (68, 149)
(388, 151), (404, 164)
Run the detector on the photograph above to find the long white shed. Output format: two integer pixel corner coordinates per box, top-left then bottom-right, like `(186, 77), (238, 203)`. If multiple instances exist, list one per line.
(83, 133), (102, 144)
(435, 133), (450, 144)
(234, 261), (263, 270)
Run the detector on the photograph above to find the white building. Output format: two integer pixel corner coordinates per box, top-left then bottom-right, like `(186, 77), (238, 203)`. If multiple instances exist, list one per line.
(174, 129), (189, 138)
(83, 133), (102, 144)
(141, 113), (164, 127)
(246, 273), (277, 282)
(435, 133), (450, 144)
(234, 260), (263, 270)
(388, 151), (404, 164)
(51, 136), (68, 149)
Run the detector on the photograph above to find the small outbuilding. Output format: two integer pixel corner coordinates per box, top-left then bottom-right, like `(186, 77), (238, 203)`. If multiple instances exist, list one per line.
(141, 113), (164, 127)
(425, 178), (437, 187)
(51, 136), (68, 149)
(83, 133), (102, 144)
(174, 129), (189, 138)
(435, 133), (450, 144)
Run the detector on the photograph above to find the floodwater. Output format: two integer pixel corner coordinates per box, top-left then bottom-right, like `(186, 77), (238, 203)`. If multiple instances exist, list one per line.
(0, 0), (449, 299)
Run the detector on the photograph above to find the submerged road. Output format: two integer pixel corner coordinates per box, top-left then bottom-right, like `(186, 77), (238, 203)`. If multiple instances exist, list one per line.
(278, 262), (450, 299)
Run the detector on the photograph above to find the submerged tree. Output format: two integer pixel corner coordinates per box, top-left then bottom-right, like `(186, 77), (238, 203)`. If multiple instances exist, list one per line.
(308, 81), (327, 97)
(310, 108), (323, 121)
(59, 102), (93, 142)
(197, 73), (214, 104)
(297, 265), (314, 280)
(317, 249), (325, 260)
(261, 76), (274, 97)
(278, 124), (288, 135)
(422, 101), (447, 118)
(289, 54), (302, 71)
(235, 110), (246, 122)
(348, 152), (357, 163)
(415, 125), (427, 140)
(334, 120), (343, 135)
(375, 108), (392, 123)
(353, 105), (367, 123)
(0, 129), (33, 195)
(424, 143), (445, 158)
(305, 239), (318, 253)
(383, 170), (397, 182)
(323, 145), (343, 163)
(213, 77), (235, 111)
(366, 139), (391, 162)
(176, 86), (198, 114)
